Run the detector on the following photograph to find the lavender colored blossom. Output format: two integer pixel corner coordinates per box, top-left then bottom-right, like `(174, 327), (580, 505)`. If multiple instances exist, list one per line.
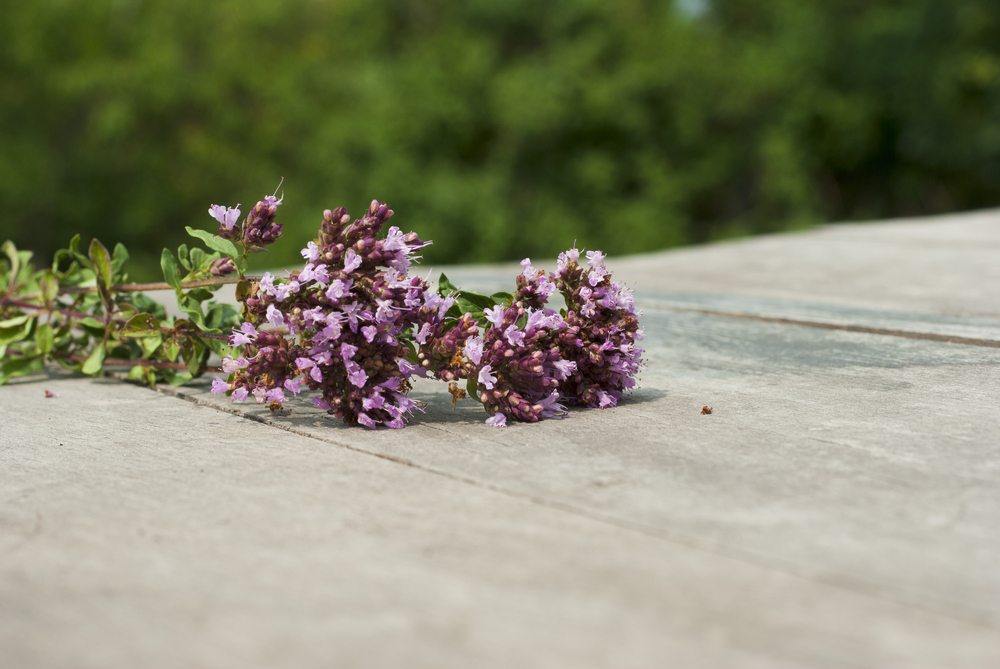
(414, 311), (476, 383)
(265, 304), (284, 328)
(208, 204), (241, 237)
(242, 195), (284, 248)
(221, 330), (301, 409)
(470, 302), (568, 424)
(223, 199), (441, 428)
(301, 241), (320, 262)
(485, 413), (507, 428)
(551, 247), (643, 408)
(514, 258), (556, 309)
(213, 190), (643, 430)
(463, 336), (484, 366)
(229, 322), (257, 346)
(477, 364), (497, 390)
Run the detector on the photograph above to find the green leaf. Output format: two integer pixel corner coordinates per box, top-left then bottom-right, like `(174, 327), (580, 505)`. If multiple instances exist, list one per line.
(203, 336), (232, 357)
(0, 316), (33, 345)
(180, 338), (208, 376)
(88, 238), (113, 293)
(0, 354), (42, 385)
(204, 302), (239, 330)
(68, 234), (86, 264)
(436, 273), (500, 317)
(189, 246), (207, 270)
(35, 323), (54, 355)
(2, 240), (20, 290)
(77, 316), (106, 336)
(185, 227), (240, 260)
(186, 287), (214, 302)
(437, 272), (458, 297)
(0, 315), (29, 329)
(111, 243), (129, 275)
(121, 312), (160, 337)
(160, 248), (181, 291)
(234, 278), (251, 303)
(491, 291), (513, 306)
(161, 337), (180, 362)
(126, 364), (158, 387)
(115, 302), (138, 318)
(457, 290), (496, 311)
(138, 333), (163, 357)
(454, 290), (500, 322)
(163, 369), (194, 386)
(455, 298), (480, 319)
(38, 271), (60, 303)
(178, 294), (205, 328)
(176, 243), (192, 271)
(81, 343), (106, 376)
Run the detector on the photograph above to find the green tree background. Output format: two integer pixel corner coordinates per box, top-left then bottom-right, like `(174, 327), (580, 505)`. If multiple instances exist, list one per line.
(1, 0), (997, 278)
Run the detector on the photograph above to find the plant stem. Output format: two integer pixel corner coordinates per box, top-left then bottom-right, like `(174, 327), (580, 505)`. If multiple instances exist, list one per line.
(1, 298), (90, 320)
(2, 297), (232, 342)
(59, 352), (219, 372)
(65, 275), (253, 294)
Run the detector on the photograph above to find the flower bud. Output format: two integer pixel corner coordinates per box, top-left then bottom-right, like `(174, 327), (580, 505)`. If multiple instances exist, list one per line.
(209, 257), (236, 276)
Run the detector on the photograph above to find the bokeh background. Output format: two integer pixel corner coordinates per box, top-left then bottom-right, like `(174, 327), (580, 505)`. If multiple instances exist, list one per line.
(1, 0), (998, 279)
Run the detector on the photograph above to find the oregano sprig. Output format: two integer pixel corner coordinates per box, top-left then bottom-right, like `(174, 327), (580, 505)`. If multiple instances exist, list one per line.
(0, 186), (644, 429)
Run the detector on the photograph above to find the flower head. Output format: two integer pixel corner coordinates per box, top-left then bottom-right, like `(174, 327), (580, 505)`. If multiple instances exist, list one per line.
(515, 257), (556, 308)
(230, 198), (441, 429)
(552, 247), (643, 408)
(209, 204), (242, 238)
(471, 304), (568, 423)
(242, 194), (283, 248)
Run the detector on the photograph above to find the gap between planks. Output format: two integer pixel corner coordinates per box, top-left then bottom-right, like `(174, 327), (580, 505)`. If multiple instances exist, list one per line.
(642, 302), (1000, 348)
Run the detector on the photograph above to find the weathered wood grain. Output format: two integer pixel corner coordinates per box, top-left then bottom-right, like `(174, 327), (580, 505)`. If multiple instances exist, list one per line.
(2, 376), (998, 669)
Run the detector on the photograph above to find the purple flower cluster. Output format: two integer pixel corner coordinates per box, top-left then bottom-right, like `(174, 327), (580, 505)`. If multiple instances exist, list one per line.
(452, 249), (642, 425)
(551, 248), (644, 408)
(513, 258), (557, 309)
(208, 193), (642, 429)
(466, 303), (570, 426)
(212, 200), (442, 428)
(208, 193), (284, 249)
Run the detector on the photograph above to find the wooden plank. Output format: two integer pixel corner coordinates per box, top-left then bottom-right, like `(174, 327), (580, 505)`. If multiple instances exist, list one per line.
(4, 377), (998, 668)
(614, 209), (1000, 319)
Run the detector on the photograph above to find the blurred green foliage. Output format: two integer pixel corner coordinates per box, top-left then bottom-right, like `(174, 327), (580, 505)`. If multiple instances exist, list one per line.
(1, 0), (998, 278)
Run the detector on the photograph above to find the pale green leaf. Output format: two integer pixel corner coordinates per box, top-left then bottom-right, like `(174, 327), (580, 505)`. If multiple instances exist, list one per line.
(185, 227), (240, 260)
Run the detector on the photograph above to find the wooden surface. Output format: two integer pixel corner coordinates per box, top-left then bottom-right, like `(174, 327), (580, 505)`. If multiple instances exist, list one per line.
(3, 210), (999, 668)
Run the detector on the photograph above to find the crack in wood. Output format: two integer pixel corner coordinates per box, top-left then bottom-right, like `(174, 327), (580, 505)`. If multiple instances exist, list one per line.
(645, 304), (1000, 348)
